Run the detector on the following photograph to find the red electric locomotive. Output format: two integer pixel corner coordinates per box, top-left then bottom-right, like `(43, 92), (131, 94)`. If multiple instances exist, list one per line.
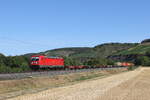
(30, 55), (64, 69)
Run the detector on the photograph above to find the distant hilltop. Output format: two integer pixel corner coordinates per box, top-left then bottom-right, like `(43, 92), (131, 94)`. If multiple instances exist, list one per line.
(141, 39), (150, 44)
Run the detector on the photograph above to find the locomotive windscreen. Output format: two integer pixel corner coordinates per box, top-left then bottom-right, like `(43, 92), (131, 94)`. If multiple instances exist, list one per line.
(31, 57), (39, 61)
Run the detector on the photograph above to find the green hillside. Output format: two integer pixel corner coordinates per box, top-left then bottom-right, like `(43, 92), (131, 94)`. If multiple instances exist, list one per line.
(93, 43), (138, 58)
(40, 43), (138, 59)
(44, 47), (95, 58)
(21, 43), (138, 65)
(114, 44), (150, 55)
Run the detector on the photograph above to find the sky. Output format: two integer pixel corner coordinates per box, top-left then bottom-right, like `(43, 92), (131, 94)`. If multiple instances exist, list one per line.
(0, 0), (150, 56)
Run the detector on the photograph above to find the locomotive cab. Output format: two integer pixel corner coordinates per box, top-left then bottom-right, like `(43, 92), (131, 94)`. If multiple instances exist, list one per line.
(30, 55), (44, 69)
(31, 57), (40, 65)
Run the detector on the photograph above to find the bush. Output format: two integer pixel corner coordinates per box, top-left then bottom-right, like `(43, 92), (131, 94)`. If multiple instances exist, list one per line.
(64, 57), (82, 66)
(0, 54), (31, 73)
(84, 58), (114, 66)
(135, 56), (150, 66)
(0, 65), (12, 73)
(0, 65), (31, 73)
(127, 66), (139, 71)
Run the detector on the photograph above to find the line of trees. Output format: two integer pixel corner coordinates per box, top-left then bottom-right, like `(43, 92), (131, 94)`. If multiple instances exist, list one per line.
(0, 54), (31, 73)
(134, 51), (150, 66)
(135, 56), (150, 66)
(64, 57), (115, 66)
(0, 54), (115, 73)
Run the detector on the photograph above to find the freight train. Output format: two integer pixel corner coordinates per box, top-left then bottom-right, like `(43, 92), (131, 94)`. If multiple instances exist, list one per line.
(30, 55), (130, 70)
(30, 55), (89, 69)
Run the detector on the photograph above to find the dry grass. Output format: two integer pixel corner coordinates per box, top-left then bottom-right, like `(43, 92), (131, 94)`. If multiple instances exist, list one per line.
(97, 67), (150, 100)
(6, 67), (144, 100)
(0, 68), (127, 100)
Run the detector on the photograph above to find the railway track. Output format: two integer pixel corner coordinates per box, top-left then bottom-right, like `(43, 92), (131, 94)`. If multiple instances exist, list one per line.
(0, 67), (127, 80)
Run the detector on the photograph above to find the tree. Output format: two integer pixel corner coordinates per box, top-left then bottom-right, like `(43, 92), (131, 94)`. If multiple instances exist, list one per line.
(146, 51), (150, 57)
(84, 58), (114, 66)
(135, 56), (150, 66)
(64, 57), (82, 66)
(0, 54), (7, 66)
(107, 59), (115, 65)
